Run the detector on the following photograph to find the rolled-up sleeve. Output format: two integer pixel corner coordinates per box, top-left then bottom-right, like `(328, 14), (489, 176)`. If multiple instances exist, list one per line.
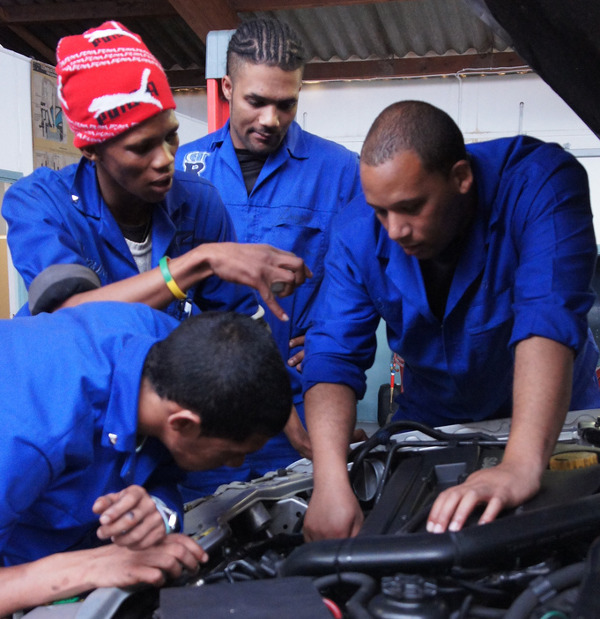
(509, 151), (596, 355)
(303, 207), (381, 399)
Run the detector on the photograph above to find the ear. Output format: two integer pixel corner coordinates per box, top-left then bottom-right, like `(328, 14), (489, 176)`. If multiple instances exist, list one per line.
(168, 409), (201, 435)
(80, 145), (97, 162)
(221, 75), (233, 103)
(450, 159), (474, 195)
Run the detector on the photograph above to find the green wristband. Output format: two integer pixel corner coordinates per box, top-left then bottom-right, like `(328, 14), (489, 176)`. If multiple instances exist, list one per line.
(159, 256), (187, 300)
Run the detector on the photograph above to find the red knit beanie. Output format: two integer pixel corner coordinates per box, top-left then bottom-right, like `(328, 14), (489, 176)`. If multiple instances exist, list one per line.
(56, 21), (176, 148)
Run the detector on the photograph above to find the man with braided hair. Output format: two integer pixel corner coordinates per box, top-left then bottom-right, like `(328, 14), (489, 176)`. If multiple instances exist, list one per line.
(176, 17), (363, 497)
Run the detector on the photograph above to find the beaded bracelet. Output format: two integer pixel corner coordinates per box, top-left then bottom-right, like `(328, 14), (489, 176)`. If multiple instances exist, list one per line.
(159, 256), (187, 300)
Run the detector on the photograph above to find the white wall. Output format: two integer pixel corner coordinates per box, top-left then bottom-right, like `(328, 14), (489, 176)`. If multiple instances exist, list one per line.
(173, 93), (208, 134)
(0, 48), (33, 315)
(0, 48), (34, 176)
(174, 111), (208, 145)
(301, 73), (599, 150)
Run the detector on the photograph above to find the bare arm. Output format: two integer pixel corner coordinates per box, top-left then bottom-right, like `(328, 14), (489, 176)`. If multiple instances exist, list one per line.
(427, 336), (573, 533)
(59, 243), (311, 322)
(303, 383), (363, 541)
(0, 535), (207, 617)
(283, 405), (312, 460)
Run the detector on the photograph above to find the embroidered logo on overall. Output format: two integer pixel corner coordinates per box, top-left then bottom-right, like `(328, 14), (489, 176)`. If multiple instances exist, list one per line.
(183, 151), (210, 175)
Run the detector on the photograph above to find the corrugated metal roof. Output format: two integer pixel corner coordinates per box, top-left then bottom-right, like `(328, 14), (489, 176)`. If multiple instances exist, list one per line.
(0, 0), (517, 88)
(249, 0), (511, 62)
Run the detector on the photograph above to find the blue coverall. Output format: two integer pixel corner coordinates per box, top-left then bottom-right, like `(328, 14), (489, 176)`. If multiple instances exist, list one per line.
(0, 302), (182, 567)
(2, 158), (259, 319)
(176, 121), (361, 496)
(303, 136), (600, 426)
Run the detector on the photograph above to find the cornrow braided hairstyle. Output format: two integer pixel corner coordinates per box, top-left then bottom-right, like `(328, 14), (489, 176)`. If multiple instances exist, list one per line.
(227, 17), (307, 77)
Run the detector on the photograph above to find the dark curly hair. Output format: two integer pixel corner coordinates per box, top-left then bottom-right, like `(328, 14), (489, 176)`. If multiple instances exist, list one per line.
(143, 311), (291, 441)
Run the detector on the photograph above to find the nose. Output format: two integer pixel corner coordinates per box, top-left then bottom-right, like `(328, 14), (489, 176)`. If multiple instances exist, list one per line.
(154, 142), (175, 169)
(386, 213), (412, 243)
(259, 105), (280, 129)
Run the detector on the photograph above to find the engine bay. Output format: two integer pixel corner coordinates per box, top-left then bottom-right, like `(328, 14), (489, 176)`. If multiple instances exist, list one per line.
(23, 410), (600, 618)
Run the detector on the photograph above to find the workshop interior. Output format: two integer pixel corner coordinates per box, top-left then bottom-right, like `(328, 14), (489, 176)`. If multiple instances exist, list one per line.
(2, 1), (600, 618)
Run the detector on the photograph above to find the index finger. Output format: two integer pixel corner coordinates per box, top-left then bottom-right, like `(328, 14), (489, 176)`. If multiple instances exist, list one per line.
(260, 289), (289, 322)
(168, 533), (210, 565)
(426, 488), (466, 533)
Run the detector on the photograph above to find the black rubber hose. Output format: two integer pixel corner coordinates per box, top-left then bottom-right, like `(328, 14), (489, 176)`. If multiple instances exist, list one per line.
(281, 494), (600, 577)
(349, 421), (499, 464)
(313, 572), (377, 619)
(571, 535), (600, 618)
(348, 420), (500, 486)
(503, 562), (584, 619)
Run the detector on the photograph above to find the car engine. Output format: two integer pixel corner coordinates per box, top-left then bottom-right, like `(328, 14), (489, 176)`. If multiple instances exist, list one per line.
(22, 410), (600, 618)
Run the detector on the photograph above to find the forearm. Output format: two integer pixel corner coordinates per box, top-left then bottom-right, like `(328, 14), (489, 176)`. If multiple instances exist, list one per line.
(0, 535), (208, 616)
(58, 242), (308, 321)
(504, 336), (574, 475)
(303, 383), (364, 540)
(305, 383), (357, 490)
(0, 548), (108, 616)
(58, 244), (215, 310)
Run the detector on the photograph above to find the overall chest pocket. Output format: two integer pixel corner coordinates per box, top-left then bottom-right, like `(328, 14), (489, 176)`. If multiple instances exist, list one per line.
(466, 285), (513, 336)
(254, 207), (331, 278)
(462, 286), (515, 385)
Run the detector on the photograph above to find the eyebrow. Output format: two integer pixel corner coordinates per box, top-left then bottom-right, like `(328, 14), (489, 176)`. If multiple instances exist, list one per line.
(368, 197), (424, 211)
(131, 124), (179, 144)
(246, 93), (298, 106)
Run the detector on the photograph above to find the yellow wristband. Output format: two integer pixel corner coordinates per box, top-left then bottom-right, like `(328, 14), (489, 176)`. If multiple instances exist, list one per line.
(159, 256), (187, 300)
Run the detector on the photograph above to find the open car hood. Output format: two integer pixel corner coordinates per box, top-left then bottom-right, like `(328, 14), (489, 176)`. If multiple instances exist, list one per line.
(468, 0), (600, 139)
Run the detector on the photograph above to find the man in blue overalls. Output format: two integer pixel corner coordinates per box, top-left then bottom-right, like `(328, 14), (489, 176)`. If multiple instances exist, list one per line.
(0, 302), (291, 615)
(176, 18), (363, 497)
(302, 100), (600, 541)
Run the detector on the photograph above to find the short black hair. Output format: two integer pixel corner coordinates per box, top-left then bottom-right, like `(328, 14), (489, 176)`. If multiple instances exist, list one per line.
(142, 311), (291, 441)
(361, 100), (467, 176)
(226, 17), (307, 78)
